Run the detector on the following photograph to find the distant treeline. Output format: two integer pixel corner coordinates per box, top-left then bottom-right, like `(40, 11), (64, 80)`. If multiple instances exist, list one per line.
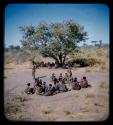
(5, 45), (21, 51)
(5, 43), (109, 52)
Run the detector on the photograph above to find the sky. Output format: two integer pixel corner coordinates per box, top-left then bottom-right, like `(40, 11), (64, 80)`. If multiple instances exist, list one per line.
(5, 4), (109, 47)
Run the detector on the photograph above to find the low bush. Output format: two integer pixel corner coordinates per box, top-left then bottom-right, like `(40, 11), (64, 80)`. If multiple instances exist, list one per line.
(66, 57), (101, 67)
(75, 58), (101, 67)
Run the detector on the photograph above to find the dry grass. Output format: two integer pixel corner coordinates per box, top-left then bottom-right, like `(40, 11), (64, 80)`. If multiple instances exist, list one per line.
(40, 106), (58, 121)
(85, 67), (92, 72)
(14, 95), (30, 102)
(5, 103), (21, 115)
(94, 103), (104, 107)
(80, 107), (90, 113)
(85, 93), (95, 98)
(100, 82), (108, 89)
(4, 95), (30, 120)
(5, 67), (14, 70)
(41, 106), (52, 115)
(41, 110), (51, 115)
(69, 112), (87, 120)
(67, 47), (109, 69)
(64, 110), (71, 115)
(85, 63), (101, 72)
(100, 63), (108, 71)
(45, 114), (57, 121)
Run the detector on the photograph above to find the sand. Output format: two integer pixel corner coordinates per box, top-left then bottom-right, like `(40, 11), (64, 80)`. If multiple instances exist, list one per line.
(4, 63), (109, 121)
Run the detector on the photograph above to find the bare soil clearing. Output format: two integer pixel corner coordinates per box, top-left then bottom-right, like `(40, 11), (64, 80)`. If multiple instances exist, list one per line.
(4, 63), (109, 121)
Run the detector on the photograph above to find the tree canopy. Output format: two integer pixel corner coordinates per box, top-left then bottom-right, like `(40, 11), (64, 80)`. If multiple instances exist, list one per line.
(19, 20), (88, 67)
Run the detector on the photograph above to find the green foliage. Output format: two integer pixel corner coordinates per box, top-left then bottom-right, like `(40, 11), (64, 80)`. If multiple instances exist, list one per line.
(66, 56), (101, 67)
(6, 45), (21, 51)
(19, 20), (88, 66)
(19, 20), (87, 50)
(75, 58), (100, 67)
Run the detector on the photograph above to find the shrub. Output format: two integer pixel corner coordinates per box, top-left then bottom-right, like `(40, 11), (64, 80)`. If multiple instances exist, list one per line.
(66, 57), (101, 67)
(5, 103), (21, 115)
(14, 95), (30, 102)
(75, 58), (101, 67)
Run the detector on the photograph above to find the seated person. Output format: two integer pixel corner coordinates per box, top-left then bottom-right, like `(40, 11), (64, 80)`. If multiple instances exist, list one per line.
(59, 80), (68, 92)
(64, 73), (69, 82)
(34, 77), (40, 87)
(71, 77), (81, 90)
(36, 83), (44, 95)
(58, 73), (63, 82)
(53, 80), (60, 94)
(53, 77), (58, 84)
(51, 73), (56, 81)
(24, 83), (35, 94)
(79, 76), (89, 88)
(70, 77), (74, 82)
(42, 81), (48, 93)
(44, 84), (54, 96)
(39, 79), (42, 86)
(67, 68), (72, 78)
(67, 68), (73, 83)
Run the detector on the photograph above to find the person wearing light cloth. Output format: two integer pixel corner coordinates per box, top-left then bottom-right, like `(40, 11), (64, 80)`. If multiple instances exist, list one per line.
(44, 84), (54, 96)
(59, 80), (68, 92)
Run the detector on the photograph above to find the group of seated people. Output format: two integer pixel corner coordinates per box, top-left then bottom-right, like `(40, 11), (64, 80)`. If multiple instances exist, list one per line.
(24, 77), (70, 96)
(24, 70), (90, 96)
(51, 73), (90, 90)
(36, 61), (55, 68)
(33, 61), (75, 69)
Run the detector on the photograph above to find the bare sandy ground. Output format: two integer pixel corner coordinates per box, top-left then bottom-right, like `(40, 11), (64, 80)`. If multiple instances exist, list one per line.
(4, 63), (109, 121)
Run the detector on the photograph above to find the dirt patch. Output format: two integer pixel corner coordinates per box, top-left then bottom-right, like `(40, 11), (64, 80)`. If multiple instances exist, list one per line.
(4, 63), (109, 121)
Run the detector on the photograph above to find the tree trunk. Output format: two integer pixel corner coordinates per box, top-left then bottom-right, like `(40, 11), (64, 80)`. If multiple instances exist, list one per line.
(54, 54), (66, 67)
(41, 50), (66, 68)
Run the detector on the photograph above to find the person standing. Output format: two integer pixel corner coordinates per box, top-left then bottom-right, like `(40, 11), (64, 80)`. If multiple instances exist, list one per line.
(32, 61), (37, 80)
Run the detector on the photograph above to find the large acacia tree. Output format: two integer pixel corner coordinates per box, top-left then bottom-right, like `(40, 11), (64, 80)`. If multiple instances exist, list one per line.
(19, 20), (88, 67)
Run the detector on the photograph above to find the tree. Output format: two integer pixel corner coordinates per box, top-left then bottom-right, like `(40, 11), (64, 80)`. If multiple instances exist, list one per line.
(8, 45), (15, 49)
(91, 41), (98, 46)
(19, 20), (88, 67)
(15, 45), (20, 50)
(99, 40), (102, 47)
